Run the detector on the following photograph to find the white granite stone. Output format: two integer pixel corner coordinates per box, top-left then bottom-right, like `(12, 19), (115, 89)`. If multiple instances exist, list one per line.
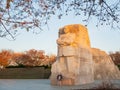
(50, 24), (120, 86)
(51, 24), (94, 85)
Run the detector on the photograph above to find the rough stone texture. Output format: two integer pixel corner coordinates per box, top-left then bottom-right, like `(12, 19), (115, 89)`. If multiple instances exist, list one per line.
(92, 48), (120, 79)
(50, 24), (120, 86)
(50, 24), (94, 85)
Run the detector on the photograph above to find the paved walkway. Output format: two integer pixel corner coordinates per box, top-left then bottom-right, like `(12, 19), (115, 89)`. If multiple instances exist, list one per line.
(0, 79), (120, 90)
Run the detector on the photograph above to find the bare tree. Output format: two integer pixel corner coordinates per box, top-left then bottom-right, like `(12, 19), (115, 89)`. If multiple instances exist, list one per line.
(0, 0), (120, 39)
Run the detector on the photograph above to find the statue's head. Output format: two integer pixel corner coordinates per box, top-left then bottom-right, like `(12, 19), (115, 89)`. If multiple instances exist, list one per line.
(58, 24), (91, 48)
(59, 24), (80, 35)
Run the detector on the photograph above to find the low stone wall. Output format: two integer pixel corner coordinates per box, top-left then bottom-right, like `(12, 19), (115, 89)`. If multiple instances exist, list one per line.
(0, 67), (51, 79)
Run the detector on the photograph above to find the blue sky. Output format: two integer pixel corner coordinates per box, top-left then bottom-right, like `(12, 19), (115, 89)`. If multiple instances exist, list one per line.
(0, 13), (120, 55)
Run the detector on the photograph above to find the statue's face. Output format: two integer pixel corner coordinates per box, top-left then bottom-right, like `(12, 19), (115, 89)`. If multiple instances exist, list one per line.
(58, 25), (90, 47)
(57, 28), (77, 46)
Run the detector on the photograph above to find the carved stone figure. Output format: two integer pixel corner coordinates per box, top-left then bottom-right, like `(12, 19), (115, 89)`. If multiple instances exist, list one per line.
(50, 24), (120, 86)
(50, 24), (94, 85)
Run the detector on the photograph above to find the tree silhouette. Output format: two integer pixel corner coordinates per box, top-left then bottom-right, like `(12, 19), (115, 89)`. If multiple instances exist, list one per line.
(0, 0), (120, 39)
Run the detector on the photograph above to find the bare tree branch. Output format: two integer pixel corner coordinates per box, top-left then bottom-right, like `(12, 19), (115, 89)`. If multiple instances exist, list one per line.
(0, 0), (120, 39)
(1, 20), (14, 39)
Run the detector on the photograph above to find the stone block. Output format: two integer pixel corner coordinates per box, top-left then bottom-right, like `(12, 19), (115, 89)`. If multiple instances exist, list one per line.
(58, 46), (78, 56)
(92, 48), (120, 79)
(66, 57), (80, 74)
